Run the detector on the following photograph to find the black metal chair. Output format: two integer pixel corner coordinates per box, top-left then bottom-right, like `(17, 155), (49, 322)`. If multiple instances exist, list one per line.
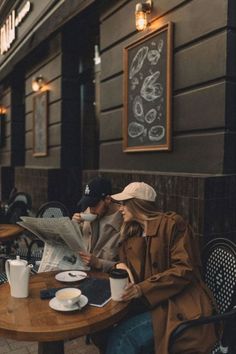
(36, 201), (69, 218)
(7, 191), (32, 210)
(168, 238), (236, 354)
(4, 192), (32, 224)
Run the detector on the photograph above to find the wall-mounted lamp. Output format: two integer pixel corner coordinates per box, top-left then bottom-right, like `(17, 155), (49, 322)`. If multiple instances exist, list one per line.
(135, 0), (153, 31)
(32, 75), (46, 92)
(0, 105), (6, 115)
(0, 105), (6, 147)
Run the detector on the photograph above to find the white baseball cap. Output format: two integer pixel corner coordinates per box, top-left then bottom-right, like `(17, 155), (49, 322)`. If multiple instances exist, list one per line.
(111, 182), (156, 202)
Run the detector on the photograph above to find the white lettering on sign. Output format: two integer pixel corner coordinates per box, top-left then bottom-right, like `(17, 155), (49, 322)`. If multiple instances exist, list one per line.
(15, 1), (31, 27)
(0, 1), (31, 55)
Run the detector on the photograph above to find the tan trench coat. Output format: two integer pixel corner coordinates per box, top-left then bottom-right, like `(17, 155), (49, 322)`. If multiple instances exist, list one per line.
(119, 212), (219, 354)
(82, 210), (123, 272)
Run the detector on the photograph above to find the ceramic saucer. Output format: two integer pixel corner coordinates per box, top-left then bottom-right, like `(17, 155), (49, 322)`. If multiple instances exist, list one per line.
(55, 271), (87, 282)
(49, 294), (88, 312)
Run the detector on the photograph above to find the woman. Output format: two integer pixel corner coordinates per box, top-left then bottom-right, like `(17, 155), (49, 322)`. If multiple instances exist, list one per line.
(105, 182), (219, 354)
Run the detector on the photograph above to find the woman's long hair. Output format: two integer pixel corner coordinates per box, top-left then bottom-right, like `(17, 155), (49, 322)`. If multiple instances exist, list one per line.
(120, 198), (160, 240)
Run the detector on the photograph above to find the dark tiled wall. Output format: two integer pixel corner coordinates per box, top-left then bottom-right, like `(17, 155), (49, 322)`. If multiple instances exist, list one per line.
(12, 167), (81, 215)
(83, 170), (236, 246)
(2, 166), (235, 247)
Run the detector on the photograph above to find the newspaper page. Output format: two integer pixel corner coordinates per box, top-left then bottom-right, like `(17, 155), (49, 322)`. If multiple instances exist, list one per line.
(37, 242), (89, 272)
(18, 217), (89, 272)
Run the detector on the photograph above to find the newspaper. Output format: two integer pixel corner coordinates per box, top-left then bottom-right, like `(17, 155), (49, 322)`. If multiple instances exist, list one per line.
(18, 216), (89, 272)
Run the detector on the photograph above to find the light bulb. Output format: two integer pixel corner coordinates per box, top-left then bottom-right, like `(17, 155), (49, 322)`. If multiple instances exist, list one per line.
(32, 76), (45, 92)
(135, 9), (148, 31)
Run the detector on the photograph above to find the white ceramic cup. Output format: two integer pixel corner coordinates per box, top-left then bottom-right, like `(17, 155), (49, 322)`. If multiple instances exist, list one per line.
(109, 269), (129, 301)
(80, 213), (97, 222)
(55, 288), (81, 308)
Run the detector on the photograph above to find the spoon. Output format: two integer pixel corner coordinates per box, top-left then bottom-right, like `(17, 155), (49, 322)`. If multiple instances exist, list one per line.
(68, 272), (77, 277)
(68, 272), (87, 280)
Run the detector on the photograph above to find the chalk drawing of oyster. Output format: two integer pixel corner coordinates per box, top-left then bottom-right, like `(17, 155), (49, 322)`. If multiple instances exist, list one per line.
(129, 46), (148, 79)
(147, 50), (161, 65)
(148, 125), (165, 141)
(145, 109), (157, 124)
(131, 77), (139, 90)
(158, 39), (164, 52)
(133, 95), (144, 122)
(140, 71), (163, 101)
(128, 122), (145, 138)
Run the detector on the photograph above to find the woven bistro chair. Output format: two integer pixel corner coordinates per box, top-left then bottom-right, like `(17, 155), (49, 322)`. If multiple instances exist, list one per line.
(36, 201), (70, 218)
(168, 238), (236, 354)
(5, 192), (32, 224)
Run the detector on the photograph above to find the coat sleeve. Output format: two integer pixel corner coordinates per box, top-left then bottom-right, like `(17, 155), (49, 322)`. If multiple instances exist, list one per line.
(139, 217), (201, 307)
(92, 219), (122, 273)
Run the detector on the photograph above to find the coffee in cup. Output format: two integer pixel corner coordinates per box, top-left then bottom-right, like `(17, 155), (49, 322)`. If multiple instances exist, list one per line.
(55, 288), (81, 307)
(109, 269), (129, 301)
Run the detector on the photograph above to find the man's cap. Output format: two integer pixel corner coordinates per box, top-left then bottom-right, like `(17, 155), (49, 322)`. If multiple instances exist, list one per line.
(77, 177), (112, 211)
(111, 182), (156, 202)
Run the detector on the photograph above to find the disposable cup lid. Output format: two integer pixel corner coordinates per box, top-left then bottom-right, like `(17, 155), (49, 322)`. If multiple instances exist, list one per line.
(109, 268), (128, 279)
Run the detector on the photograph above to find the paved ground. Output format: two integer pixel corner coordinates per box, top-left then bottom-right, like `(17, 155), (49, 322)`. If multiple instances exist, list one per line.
(0, 336), (99, 354)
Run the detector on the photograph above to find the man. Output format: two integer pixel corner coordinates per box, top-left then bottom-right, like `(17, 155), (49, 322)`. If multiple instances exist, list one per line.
(72, 176), (123, 272)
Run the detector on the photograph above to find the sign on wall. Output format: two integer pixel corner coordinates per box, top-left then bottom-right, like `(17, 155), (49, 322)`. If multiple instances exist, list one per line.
(123, 22), (173, 152)
(0, 1), (31, 55)
(33, 91), (48, 157)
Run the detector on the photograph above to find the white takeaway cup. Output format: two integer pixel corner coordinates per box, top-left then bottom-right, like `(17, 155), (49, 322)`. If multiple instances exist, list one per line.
(109, 269), (129, 301)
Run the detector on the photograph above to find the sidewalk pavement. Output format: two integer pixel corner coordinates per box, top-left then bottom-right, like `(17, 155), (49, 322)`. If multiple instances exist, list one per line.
(0, 336), (99, 354)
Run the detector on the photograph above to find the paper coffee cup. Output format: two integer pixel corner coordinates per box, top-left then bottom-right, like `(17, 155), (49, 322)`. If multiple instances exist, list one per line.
(80, 213), (97, 222)
(109, 269), (129, 301)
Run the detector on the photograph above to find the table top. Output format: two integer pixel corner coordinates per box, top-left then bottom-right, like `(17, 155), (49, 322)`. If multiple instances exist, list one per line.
(0, 271), (129, 342)
(0, 224), (24, 241)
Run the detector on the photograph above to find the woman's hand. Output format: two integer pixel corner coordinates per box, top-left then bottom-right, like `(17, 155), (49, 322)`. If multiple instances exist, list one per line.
(116, 262), (135, 284)
(72, 213), (83, 223)
(121, 283), (142, 301)
(79, 251), (101, 269)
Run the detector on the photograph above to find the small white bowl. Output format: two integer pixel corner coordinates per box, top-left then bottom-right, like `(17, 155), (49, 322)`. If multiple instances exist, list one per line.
(80, 213), (97, 222)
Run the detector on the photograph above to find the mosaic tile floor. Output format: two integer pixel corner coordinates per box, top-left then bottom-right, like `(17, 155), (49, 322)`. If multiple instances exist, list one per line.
(0, 336), (99, 354)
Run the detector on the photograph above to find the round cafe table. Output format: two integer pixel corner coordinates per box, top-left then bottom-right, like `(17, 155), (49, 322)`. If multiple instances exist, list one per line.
(0, 224), (24, 254)
(0, 270), (129, 354)
(0, 224), (24, 241)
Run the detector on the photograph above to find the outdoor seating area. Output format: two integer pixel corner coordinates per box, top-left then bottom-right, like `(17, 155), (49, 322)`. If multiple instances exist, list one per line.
(0, 191), (236, 353)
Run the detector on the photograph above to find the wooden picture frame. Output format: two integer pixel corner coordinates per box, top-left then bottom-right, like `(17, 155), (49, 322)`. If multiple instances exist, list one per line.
(123, 22), (173, 152)
(33, 91), (48, 157)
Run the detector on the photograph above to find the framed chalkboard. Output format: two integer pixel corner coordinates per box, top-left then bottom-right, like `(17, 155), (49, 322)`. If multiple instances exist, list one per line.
(33, 91), (48, 157)
(123, 22), (173, 152)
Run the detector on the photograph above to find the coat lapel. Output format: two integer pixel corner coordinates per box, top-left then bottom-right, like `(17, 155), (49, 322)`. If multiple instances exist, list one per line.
(145, 214), (163, 236)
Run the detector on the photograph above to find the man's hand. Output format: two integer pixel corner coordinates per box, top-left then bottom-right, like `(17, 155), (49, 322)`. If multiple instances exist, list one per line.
(116, 262), (135, 284)
(79, 251), (101, 269)
(72, 213), (83, 223)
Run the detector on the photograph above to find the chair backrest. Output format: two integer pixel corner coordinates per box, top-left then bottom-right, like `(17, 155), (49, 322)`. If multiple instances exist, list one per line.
(5, 201), (29, 224)
(8, 192), (32, 211)
(36, 201), (69, 218)
(202, 238), (236, 314)
(168, 238), (236, 354)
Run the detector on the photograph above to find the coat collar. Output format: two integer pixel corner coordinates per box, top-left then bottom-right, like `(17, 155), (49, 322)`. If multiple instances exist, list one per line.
(145, 214), (163, 236)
